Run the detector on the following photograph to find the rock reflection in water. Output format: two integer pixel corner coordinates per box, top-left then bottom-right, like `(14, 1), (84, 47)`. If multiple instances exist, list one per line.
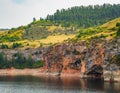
(0, 76), (120, 93)
(40, 76), (104, 92)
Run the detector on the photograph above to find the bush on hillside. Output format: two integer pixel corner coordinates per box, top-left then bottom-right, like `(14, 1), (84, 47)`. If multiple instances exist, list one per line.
(117, 27), (120, 36)
(1, 44), (9, 49)
(12, 42), (22, 49)
(116, 22), (120, 27)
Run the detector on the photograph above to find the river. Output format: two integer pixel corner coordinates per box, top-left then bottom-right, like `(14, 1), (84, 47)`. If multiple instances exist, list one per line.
(0, 76), (120, 93)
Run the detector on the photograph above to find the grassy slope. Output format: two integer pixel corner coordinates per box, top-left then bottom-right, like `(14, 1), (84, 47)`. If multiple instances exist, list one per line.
(0, 24), (76, 48)
(0, 17), (120, 48)
(75, 17), (120, 41)
(101, 17), (120, 29)
(39, 34), (75, 44)
(17, 34), (75, 48)
(0, 31), (6, 35)
(99, 17), (120, 40)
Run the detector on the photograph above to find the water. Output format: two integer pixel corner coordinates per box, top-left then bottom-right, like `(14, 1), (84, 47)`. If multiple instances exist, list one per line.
(0, 76), (120, 93)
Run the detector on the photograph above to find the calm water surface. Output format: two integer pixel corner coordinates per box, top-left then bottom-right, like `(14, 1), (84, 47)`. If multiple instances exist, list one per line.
(0, 76), (120, 93)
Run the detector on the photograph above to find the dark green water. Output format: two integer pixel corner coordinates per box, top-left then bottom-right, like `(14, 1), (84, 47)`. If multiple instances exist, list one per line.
(0, 76), (120, 93)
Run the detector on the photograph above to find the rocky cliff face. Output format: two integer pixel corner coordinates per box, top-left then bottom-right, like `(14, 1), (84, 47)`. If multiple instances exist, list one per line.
(0, 38), (120, 81)
(42, 38), (120, 81)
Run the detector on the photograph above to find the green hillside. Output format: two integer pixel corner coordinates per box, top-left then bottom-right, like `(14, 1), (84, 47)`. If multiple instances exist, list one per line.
(0, 21), (76, 48)
(0, 4), (120, 49)
(0, 17), (120, 49)
(47, 4), (120, 28)
(23, 20), (76, 40)
(101, 17), (120, 29)
(73, 17), (120, 41)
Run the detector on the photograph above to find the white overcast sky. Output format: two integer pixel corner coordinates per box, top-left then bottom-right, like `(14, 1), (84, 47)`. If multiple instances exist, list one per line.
(0, 0), (119, 28)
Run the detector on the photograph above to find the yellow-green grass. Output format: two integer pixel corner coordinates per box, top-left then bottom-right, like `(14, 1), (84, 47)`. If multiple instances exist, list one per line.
(9, 30), (24, 39)
(101, 17), (120, 29)
(39, 34), (75, 44)
(46, 25), (64, 32)
(0, 30), (24, 39)
(79, 29), (116, 41)
(0, 34), (75, 48)
(0, 31), (5, 35)
(80, 18), (120, 41)
(0, 31), (8, 36)
(21, 34), (75, 48)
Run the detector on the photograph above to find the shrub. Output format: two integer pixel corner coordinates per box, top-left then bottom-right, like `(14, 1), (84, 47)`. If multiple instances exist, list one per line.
(73, 49), (80, 55)
(0, 53), (10, 68)
(12, 42), (22, 49)
(117, 27), (120, 36)
(111, 54), (120, 66)
(116, 22), (120, 27)
(33, 60), (44, 68)
(1, 44), (9, 49)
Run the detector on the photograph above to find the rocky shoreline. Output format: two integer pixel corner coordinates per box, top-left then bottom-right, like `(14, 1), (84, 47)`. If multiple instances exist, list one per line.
(0, 68), (120, 82)
(0, 68), (82, 77)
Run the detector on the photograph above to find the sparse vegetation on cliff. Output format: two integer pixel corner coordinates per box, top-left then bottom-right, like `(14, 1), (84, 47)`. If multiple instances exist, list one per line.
(116, 22), (120, 36)
(0, 52), (44, 69)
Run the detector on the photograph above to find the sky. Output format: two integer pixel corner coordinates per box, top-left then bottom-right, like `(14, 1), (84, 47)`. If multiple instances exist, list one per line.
(0, 0), (119, 29)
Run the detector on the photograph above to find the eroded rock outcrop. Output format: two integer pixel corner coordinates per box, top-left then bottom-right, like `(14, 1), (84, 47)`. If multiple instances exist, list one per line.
(41, 39), (120, 81)
(41, 41), (104, 78)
